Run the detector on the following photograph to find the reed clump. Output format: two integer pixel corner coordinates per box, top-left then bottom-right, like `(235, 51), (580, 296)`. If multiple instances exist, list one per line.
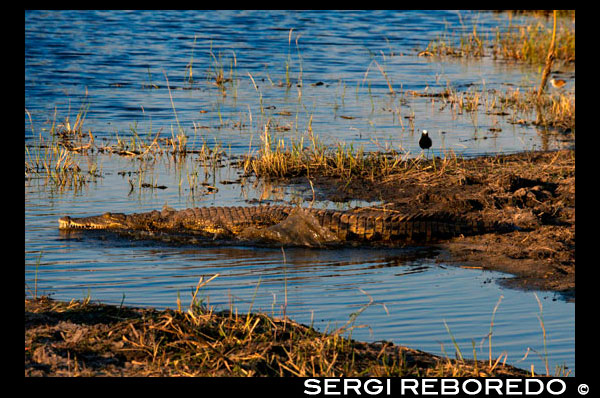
(423, 25), (485, 58)
(497, 87), (575, 130)
(25, 111), (98, 191)
(25, 145), (99, 192)
(422, 13), (574, 64)
(491, 20), (575, 64)
(241, 122), (463, 181)
(408, 83), (574, 132)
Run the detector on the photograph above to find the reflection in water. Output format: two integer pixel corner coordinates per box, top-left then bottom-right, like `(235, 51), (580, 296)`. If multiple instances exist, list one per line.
(26, 234), (574, 374)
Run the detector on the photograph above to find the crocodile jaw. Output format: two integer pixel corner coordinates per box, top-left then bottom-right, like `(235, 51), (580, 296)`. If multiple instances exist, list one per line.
(58, 213), (127, 230)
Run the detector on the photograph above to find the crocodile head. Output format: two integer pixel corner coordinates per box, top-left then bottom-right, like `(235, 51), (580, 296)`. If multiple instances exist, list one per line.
(58, 212), (129, 230)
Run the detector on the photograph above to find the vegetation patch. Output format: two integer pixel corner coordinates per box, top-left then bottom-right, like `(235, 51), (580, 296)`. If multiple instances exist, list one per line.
(422, 11), (575, 64)
(25, 296), (533, 377)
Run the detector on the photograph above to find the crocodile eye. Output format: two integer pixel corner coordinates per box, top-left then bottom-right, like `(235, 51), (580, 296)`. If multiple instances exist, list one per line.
(103, 213), (112, 218)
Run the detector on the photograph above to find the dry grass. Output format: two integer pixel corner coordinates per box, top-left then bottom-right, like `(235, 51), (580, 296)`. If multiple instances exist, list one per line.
(422, 12), (574, 64)
(497, 87), (575, 130)
(240, 119), (572, 185)
(491, 19), (575, 64)
(423, 25), (485, 58)
(239, 121), (467, 181)
(25, 111), (98, 191)
(25, 295), (532, 377)
(407, 83), (574, 132)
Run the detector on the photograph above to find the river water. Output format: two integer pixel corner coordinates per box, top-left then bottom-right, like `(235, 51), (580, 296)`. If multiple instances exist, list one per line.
(25, 10), (574, 375)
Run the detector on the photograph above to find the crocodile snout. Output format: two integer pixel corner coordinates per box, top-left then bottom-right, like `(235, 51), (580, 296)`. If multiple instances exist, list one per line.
(58, 216), (72, 229)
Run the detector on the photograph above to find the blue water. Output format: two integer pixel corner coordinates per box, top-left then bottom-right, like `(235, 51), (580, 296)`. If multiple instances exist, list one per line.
(25, 10), (573, 155)
(25, 10), (574, 375)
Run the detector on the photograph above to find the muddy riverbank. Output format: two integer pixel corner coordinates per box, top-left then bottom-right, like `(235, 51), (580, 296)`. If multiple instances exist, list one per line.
(25, 296), (533, 377)
(283, 149), (574, 297)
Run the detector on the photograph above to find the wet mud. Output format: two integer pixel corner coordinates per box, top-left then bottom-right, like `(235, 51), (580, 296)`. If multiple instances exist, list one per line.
(286, 150), (574, 297)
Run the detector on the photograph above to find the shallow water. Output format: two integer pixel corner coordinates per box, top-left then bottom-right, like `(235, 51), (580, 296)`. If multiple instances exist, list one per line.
(25, 10), (574, 375)
(25, 10), (573, 156)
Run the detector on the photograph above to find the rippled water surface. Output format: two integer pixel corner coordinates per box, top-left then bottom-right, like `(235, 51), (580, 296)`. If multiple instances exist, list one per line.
(25, 10), (574, 375)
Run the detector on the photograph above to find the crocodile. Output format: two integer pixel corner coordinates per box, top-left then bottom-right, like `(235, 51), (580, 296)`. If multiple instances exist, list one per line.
(58, 205), (511, 247)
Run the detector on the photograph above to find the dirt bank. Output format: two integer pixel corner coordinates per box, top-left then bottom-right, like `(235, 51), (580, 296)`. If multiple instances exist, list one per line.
(25, 296), (531, 377)
(287, 150), (574, 297)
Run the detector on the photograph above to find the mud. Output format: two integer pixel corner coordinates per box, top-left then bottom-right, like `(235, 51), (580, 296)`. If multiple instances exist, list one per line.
(25, 297), (531, 377)
(286, 150), (575, 297)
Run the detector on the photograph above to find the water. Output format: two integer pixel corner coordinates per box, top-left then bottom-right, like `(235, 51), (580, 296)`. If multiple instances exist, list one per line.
(25, 10), (574, 375)
(25, 10), (573, 155)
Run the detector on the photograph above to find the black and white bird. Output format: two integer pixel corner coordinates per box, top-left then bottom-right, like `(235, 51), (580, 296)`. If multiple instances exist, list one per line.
(419, 130), (432, 156)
